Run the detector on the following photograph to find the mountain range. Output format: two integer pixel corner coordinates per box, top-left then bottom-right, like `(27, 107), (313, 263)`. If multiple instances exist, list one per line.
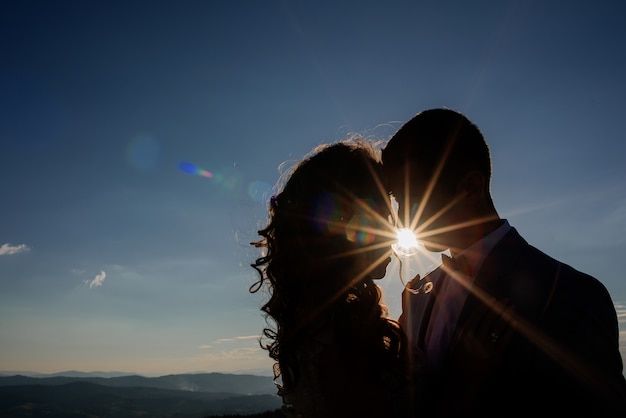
(0, 372), (282, 417)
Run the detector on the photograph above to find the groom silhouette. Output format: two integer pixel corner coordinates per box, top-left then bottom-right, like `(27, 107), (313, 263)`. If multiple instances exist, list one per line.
(382, 108), (626, 417)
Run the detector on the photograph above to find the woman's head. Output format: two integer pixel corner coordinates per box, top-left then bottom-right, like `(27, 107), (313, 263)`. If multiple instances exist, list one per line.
(263, 137), (394, 286)
(250, 137), (402, 395)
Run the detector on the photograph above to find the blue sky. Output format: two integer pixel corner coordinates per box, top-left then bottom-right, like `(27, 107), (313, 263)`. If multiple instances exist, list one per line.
(1, 0), (625, 377)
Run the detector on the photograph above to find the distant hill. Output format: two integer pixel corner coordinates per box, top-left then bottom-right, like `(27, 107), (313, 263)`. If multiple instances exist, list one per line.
(0, 372), (277, 394)
(0, 370), (136, 378)
(0, 373), (282, 417)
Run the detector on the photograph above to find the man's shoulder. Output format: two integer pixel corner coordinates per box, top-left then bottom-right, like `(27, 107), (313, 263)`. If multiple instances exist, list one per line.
(498, 228), (591, 276)
(497, 228), (611, 302)
(490, 227), (557, 274)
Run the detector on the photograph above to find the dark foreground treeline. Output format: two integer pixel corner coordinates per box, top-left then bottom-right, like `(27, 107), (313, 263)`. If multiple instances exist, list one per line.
(0, 373), (282, 417)
(205, 410), (284, 418)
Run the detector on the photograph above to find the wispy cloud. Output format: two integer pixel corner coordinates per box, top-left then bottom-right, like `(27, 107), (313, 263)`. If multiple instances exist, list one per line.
(0, 243), (30, 256)
(194, 346), (268, 364)
(199, 335), (259, 349)
(615, 302), (626, 322)
(615, 302), (626, 366)
(195, 334), (269, 373)
(84, 271), (106, 288)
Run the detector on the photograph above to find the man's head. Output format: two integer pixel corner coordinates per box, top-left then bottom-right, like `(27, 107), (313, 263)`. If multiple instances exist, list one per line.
(382, 108), (498, 253)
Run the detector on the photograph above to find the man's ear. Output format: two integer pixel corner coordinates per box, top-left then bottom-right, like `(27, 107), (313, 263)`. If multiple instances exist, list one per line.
(457, 171), (486, 203)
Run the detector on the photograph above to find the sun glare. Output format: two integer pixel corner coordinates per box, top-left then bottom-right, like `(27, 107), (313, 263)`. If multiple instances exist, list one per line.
(392, 228), (421, 257)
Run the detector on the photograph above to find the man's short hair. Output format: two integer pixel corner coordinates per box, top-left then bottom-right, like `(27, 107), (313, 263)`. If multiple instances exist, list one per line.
(382, 108), (492, 195)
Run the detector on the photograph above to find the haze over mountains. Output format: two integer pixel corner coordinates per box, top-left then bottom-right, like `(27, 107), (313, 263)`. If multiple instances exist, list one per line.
(0, 370), (138, 378)
(0, 372), (281, 417)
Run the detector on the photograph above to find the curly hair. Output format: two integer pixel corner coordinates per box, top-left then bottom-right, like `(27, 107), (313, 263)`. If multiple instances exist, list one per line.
(250, 137), (409, 412)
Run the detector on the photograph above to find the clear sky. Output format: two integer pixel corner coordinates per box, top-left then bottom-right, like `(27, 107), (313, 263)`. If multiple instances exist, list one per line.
(1, 0), (625, 377)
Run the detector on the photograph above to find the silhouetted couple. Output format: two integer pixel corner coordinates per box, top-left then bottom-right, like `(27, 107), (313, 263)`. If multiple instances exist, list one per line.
(250, 108), (626, 417)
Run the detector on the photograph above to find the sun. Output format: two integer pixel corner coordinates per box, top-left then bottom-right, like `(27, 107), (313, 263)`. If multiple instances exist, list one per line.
(392, 228), (421, 257)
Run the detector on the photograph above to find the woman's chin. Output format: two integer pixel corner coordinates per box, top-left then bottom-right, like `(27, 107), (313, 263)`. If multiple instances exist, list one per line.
(369, 257), (391, 280)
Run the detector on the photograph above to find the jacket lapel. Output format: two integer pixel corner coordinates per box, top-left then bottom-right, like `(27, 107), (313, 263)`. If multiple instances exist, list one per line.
(401, 267), (448, 350)
(457, 227), (533, 328)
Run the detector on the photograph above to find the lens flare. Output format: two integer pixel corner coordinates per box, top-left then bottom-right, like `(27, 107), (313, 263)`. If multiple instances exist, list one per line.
(311, 192), (347, 235)
(180, 160), (273, 206)
(392, 227), (421, 257)
(127, 135), (161, 172)
(179, 161), (213, 178)
(345, 214), (376, 246)
(248, 180), (273, 204)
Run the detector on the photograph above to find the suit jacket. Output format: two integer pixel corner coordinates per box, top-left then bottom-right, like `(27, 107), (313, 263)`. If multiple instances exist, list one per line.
(400, 227), (626, 417)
